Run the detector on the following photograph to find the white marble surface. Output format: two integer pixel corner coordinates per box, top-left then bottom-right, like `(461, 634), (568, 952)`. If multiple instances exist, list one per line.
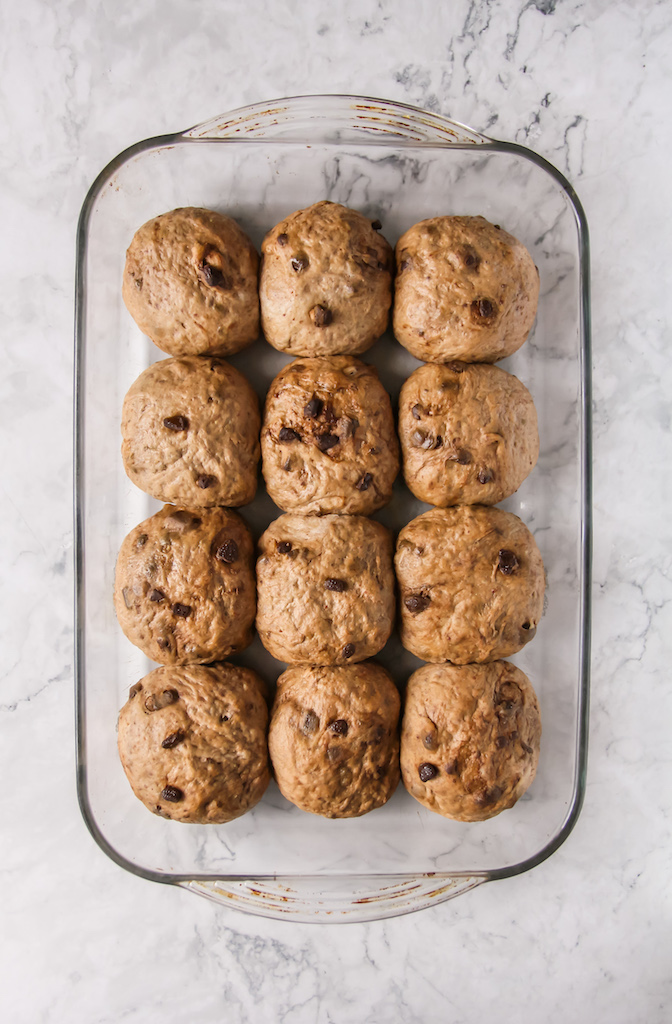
(1, 0), (671, 1021)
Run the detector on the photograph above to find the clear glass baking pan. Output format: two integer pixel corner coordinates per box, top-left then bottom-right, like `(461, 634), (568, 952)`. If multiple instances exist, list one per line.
(74, 95), (591, 922)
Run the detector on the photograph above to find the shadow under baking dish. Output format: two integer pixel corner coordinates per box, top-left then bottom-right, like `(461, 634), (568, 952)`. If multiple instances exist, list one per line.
(74, 95), (591, 922)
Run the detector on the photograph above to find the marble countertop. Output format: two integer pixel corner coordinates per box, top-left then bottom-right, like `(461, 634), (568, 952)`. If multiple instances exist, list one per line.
(2, 1), (670, 1021)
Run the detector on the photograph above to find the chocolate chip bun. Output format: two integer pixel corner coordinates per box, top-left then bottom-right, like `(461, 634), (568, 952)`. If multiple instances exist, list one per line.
(261, 356), (399, 515)
(259, 201), (393, 356)
(269, 663), (400, 818)
(400, 662), (541, 821)
(122, 207), (259, 356)
(114, 505), (255, 664)
(393, 215), (539, 363)
(121, 356), (260, 508)
(395, 506), (545, 664)
(398, 361), (539, 506)
(256, 513), (395, 665)
(118, 663), (270, 824)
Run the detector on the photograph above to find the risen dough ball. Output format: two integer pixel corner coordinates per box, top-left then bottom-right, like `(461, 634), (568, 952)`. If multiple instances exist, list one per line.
(269, 663), (400, 818)
(122, 207), (259, 356)
(393, 215), (539, 363)
(261, 356), (399, 515)
(118, 663), (270, 824)
(260, 201), (393, 356)
(401, 661), (541, 821)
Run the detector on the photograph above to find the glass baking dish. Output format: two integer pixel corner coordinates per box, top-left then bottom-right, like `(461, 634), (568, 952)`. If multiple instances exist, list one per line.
(74, 95), (591, 922)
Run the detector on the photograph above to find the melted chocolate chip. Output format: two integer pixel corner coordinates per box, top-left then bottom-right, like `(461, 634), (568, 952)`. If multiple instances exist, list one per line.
(448, 448), (472, 465)
(196, 474), (214, 489)
(472, 297), (496, 319)
(325, 578), (348, 592)
(522, 740), (534, 755)
(355, 472), (373, 491)
(199, 262), (229, 289)
(316, 433), (339, 452)
(310, 304), (332, 327)
(342, 643), (355, 659)
(444, 759), (458, 775)
(498, 549), (519, 575)
(145, 689), (179, 712)
(302, 710), (319, 734)
(172, 603), (192, 618)
(411, 404), (423, 420)
(495, 735), (509, 749)
(423, 733), (437, 750)
(371, 219), (382, 230)
(162, 730), (185, 749)
(418, 762), (438, 782)
(279, 426), (301, 442)
(160, 786), (183, 803)
(411, 430), (434, 450)
(163, 415), (189, 432)
(291, 256), (308, 272)
(462, 247), (480, 269)
(277, 232), (288, 246)
(400, 257), (412, 272)
(478, 468), (494, 484)
(405, 592), (431, 613)
(216, 540), (239, 564)
(329, 719), (348, 736)
(136, 533), (148, 548)
(277, 541), (293, 554)
(129, 682), (143, 698)
(304, 396), (323, 419)
(156, 637), (171, 651)
(149, 589), (164, 603)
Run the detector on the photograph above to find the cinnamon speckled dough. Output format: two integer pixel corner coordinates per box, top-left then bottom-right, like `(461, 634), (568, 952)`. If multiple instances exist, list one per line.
(118, 663), (270, 824)
(121, 356), (260, 508)
(395, 506), (545, 664)
(262, 356), (399, 515)
(122, 207), (259, 356)
(256, 513), (395, 665)
(269, 663), (400, 818)
(259, 201), (393, 356)
(114, 505), (255, 665)
(398, 361), (539, 506)
(393, 215), (539, 363)
(401, 661), (541, 821)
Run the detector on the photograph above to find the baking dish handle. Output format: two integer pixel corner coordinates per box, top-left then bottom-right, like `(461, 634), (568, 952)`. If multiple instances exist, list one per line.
(181, 95), (491, 146)
(181, 875), (485, 923)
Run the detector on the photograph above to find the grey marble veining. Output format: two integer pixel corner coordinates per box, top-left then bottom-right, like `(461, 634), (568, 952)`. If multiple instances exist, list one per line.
(1, 0), (671, 1021)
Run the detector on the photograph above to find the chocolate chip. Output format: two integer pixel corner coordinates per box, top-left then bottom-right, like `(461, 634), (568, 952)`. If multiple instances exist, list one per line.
(342, 416), (359, 438)
(216, 540), (239, 564)
(423, 733), (436, 750)
(316, 433), (339, 452)
(411, 404), (423, 420)
(136, 533), (148, 548)
(322, 403), (337, 425)
(329, 719), (348, 736)
(494, 224), (501, 230)
(411, 430), (434, 450)
(400, 257), (412, 272)
(279, 426), (301, 442)
(163, 415), (189, 432)
(160, 786), (183, 803)
(522, 740), (534, 754)
(121, 588), (133, 609)
(277, 232), (288, 246)
(444, 759), (458, 775)
(447, 448), (471, 465)
(162, 730), (185, 749)
(144, 689), (179, 712)
(129, 682), (143, 698)
(199, 262), (229, 289)
(404, 592), (431, 613)
(310, 304), (332, 327)
(149, 589), (164, 602)
(478, 468), (494, 484)
(495, 735), (509, 749)
(434, 436), (443, 448)
(498, 549), (519, 575)
(302, 710), (319, 734)
(462, 248), (480, 269)
(342, 643), (355, 659)
(282, 457), (293, 471)
(291, 256), (308, 272)
(172, 603), (192, 618)
(521, 621), (532, 630)
(156, 637), (171, 651)
(472, 297), (496, 319)
(303, 396), (323, 418)
(371, 219), (382, 230)
(277, 541), (293, 554)
(355, 472), (373, 491)
(325, 578), (348, 592)
(196, 474), (214, 489)
(473, 786), (502, 807)
(418, 762), (438, 782)
(446, 361), (465, 373)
